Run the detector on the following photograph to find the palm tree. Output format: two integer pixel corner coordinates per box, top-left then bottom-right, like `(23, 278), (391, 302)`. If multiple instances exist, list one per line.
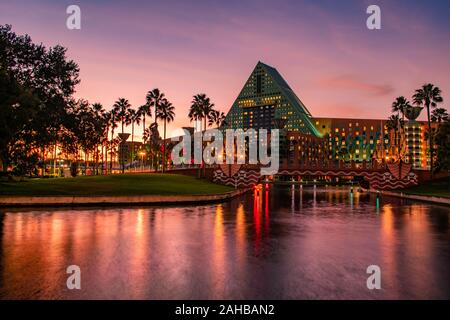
(100, 110), (110, 174)
(208, 110), (227, 128)
(146, 89), (165, 170)
(431, 108), (449, 124)
(128, 108), (141, 168)
(114, 98), (132, 137)
(146, 88), (165, 127)
(433, 121), (450, 172)
(386, 114), (400, 158)
(143, 127), (152, 146)
(107, 109), (118, 174)
(188, 100), (203, 124)
(392, 96), (412, 121)
(413, 84), (444, 176)
(189, 94), (215, 176)
(157, 99), (175, 173)
(391, 96), (412, 159)
(143, 123), (161, 171)
(138, 103), (151, 143)
(113, 98), (131, 173)
(91, 103), (105, 175)
(192, 93), (215, 131)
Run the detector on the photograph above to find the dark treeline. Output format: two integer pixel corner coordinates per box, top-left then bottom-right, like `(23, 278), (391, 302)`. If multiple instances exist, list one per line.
(1, 24), (80, 175)
(0, 25), (227, 177)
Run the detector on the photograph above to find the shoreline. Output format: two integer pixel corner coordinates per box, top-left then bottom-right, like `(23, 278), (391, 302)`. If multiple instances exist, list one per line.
(0, 188), (251, 208)
(369, 189), (450, 206)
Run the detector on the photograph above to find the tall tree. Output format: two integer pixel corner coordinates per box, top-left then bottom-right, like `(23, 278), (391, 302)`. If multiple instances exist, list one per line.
(128, 108), (142, 168)
(107, 108), (118, 173)
(434, 121), (450, 172)
(100, 108), (110, 174)
(431, 108), (449, 125)
(113, 98), (131, 173)
(413, 84), (444, 176)
(143, 122), (161, 171)
(391, 96), (411, 170)
(386, 115), (401, 161)
(157, 99), (175, 173)
(91, 103), (106, 175)
(208, 110), (227, 128)
(146, 88), (165, 170)
(392, 96), (412, 121)
(0, 25), (79, 175)
(191, 93), (215, 132)
(138, 103), (151, 144)
(146, 88), (164, 127)
(189, 94), (215, 176)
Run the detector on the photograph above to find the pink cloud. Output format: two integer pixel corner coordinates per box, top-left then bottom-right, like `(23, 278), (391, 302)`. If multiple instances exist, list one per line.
(318, 74), (394, 96)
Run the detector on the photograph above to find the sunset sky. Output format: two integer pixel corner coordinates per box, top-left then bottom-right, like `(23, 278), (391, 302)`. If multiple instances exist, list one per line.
(1, 0), (449, 137)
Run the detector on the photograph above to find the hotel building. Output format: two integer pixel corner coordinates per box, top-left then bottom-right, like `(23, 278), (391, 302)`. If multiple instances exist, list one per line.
(222, 61), (432, 169)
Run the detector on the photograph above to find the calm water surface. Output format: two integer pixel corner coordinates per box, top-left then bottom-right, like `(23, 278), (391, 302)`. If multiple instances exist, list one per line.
(0, 186), (449, 299)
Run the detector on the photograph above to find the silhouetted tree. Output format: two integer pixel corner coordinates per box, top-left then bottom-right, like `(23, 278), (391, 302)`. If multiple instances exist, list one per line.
(413, 84), (443, 177)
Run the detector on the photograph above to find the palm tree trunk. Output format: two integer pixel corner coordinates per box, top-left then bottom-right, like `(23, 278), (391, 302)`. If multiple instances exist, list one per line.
(163, 120), (166, 173)
(203, 117), (207, 177)
(131, 122), (134, 171)
(154, 111), (157, 172)
(142, 115), (146, 142)
(110, 128), (114, 174)
(95, 146), (99, 175)
(101, 144), (104, 175)
(121, 122), (124, 174)
(426, 102), (433, 179)
(142, 115), (146, 171)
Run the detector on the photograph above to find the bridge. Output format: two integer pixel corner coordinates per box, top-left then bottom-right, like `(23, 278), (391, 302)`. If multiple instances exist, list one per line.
(210, 160), (419, 190)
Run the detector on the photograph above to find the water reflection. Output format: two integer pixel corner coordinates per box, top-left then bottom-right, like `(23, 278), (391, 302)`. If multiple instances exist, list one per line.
(0, 186), (449, 299)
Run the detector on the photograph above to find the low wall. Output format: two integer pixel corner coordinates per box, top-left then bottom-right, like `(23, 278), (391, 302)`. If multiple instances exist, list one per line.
(0, 188), (250, 207)
(371, 189), (450, 206)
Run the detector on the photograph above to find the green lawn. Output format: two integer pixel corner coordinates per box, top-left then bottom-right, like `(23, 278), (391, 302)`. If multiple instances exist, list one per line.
(400, 177), (450, 199)
(0, 174), (234, 196)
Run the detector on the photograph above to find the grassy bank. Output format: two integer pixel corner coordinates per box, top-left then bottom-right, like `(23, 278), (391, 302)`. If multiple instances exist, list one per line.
(0, 174), (233, 196)
(399, 177), (450, 199)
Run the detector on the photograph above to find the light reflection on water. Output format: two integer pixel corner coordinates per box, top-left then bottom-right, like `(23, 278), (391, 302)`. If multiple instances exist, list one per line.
(0, 186), (449, 299)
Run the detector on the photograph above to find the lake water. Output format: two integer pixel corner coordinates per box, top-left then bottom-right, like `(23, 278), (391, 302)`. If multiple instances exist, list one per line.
(0, 186), (449, 299)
